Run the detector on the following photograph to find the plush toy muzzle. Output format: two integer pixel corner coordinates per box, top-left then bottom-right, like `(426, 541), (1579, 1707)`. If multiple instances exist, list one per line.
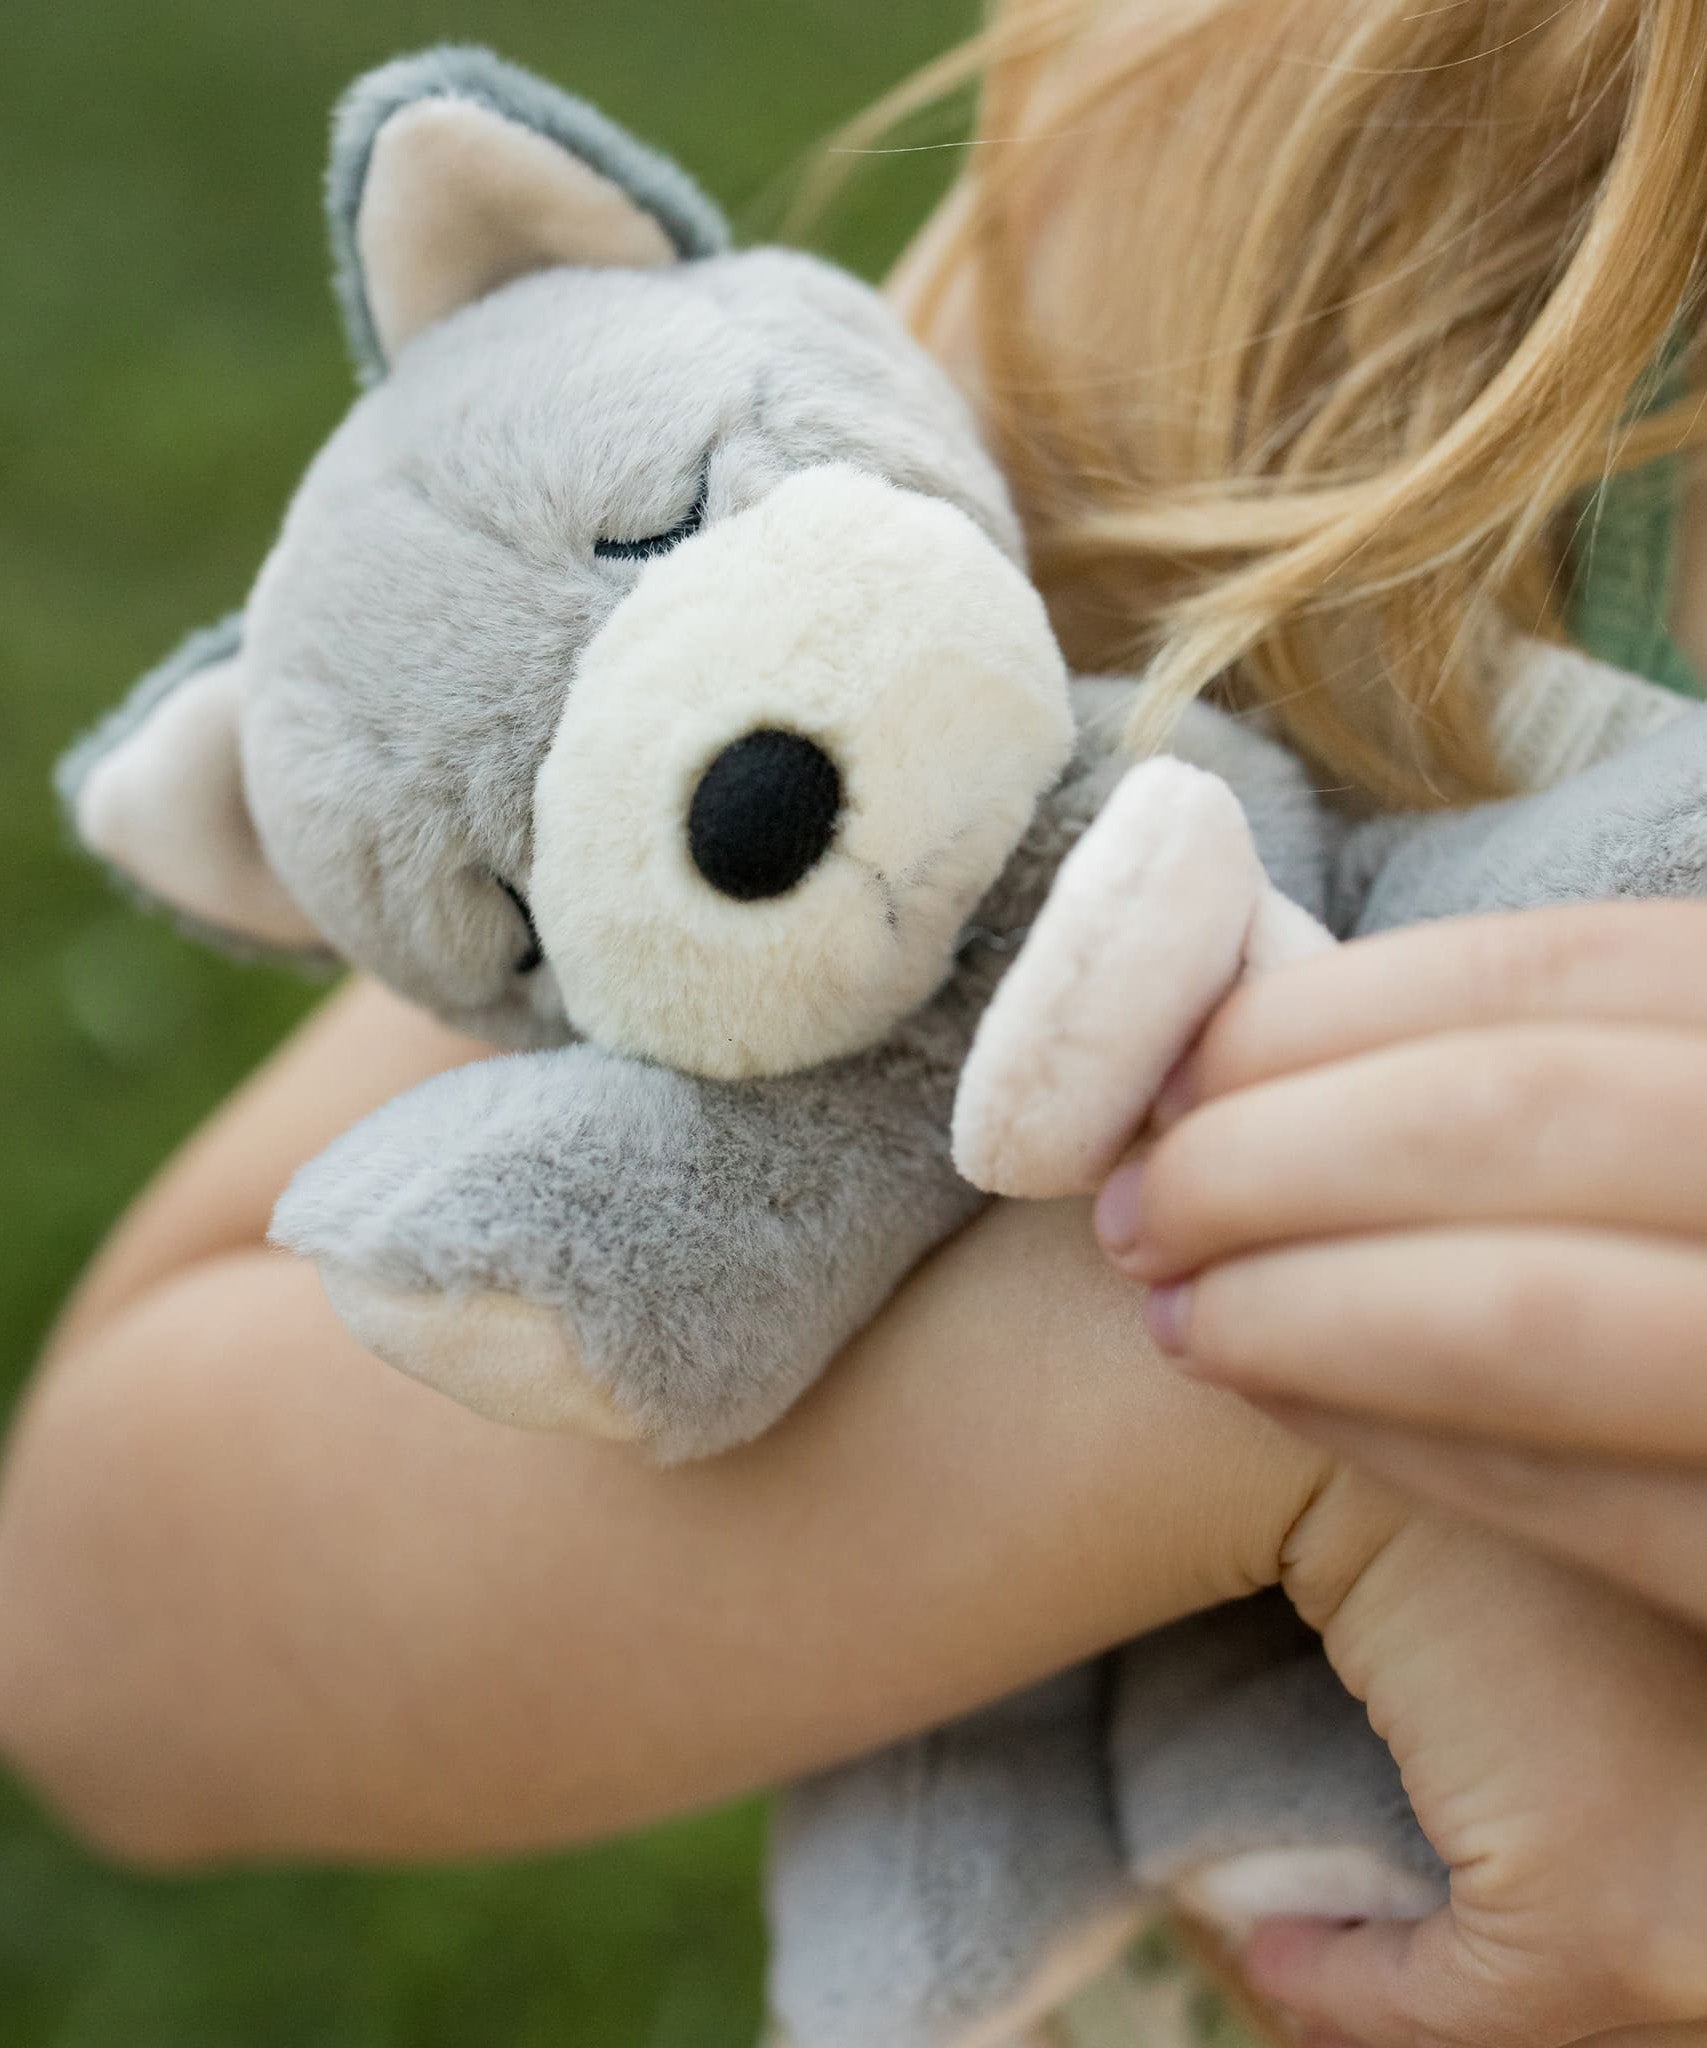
(528, 464), (1075, 1080)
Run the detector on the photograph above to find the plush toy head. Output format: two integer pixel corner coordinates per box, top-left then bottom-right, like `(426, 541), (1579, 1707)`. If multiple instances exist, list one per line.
(61, 48), (1072, 1075)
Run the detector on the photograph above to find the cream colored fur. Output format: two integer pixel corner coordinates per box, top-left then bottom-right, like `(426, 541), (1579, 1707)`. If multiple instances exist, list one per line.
(952, 758), (1332, 1200)
(74, 655), (319, 949)
(530, 465), (1075, 1080)
(320, 1267), (641, 1438)
(1243, 883), (1337, 972)
(358, 98), (677, 362)
(1168, 1847), (1443, 1943)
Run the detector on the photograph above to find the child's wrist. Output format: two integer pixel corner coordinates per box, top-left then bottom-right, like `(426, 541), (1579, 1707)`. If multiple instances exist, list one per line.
(1131, 1391), (1343, 1624)
(1278, 1465), (1418, 1643)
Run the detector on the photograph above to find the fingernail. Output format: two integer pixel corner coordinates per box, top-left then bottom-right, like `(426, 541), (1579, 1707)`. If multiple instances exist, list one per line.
(1151, 1057), (1199, 1132)
(1143, 1281), (1193, 1355)
(1241, 1927), (1305, 2016)
(1094, 1159), (1146, 1255)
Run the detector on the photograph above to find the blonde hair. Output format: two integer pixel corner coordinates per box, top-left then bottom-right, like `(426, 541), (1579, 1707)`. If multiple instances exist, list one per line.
(828, 0), (1707, 803)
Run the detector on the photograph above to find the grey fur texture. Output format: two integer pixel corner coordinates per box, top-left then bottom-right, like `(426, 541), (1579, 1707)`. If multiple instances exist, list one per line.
(60, 49), (1707, 2048)
(1111, 1596), (1442, 1900)
(275, 999), (983, 1461)
(327, 46), (731, 383)
(1335, 709), (1707, 932)
(769, 1670), (1139, 2048)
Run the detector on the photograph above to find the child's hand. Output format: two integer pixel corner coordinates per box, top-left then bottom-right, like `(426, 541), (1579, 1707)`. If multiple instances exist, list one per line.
(1094, 900), (1707, 1628)
(1250, 1469), (1707, 2046)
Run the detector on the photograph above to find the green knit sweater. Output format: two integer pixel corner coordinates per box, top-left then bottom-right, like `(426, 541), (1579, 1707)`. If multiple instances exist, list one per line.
(1569, 450), (1703, 700)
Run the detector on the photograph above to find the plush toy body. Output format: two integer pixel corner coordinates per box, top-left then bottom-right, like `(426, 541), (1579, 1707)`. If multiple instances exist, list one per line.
(59, 49), (1707, 2048)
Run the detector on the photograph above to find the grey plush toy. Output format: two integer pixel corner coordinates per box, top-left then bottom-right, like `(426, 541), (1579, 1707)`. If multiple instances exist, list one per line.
(58, 48), (1707, 2047)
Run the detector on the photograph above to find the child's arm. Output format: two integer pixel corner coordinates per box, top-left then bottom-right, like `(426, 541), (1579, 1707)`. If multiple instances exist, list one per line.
(43, 978), (490, 1360)
(14, 962), (1707, 2048)
(0, 987), (1328, 1864)
(1104, 898), (1707, 1634)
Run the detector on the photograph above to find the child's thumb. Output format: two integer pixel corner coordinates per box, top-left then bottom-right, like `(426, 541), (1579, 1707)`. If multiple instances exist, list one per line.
(1239, 1912), (1513, 2048)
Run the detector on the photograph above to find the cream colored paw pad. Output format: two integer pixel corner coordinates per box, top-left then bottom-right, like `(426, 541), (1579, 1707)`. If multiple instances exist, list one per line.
(319, 1266), (638, 1438)
(953, 757), (1334, 1200)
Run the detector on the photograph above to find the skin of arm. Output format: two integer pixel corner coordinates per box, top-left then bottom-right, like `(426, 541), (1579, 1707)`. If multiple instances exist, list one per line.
(1096, 900), (1707, 1633)
(11, 981), (1707, 2048)
(0, 982), (1327, 1865)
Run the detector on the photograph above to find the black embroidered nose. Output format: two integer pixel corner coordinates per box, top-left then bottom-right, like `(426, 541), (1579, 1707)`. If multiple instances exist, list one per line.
(687, 729), (843, 901)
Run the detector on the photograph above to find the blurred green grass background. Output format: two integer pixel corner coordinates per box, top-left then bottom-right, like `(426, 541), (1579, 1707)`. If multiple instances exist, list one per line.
(0, 3), (972, 2039)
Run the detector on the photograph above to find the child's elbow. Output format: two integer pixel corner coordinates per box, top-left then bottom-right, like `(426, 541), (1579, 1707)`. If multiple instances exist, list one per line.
(0, 1603), (225, 1876)
(0, 1349), (259, 1872)
(0, 1706), (219, 1876)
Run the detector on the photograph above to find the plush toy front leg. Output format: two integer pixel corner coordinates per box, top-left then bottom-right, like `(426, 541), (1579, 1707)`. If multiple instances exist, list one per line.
(953, 757), (1333, 1200)
(767, 1670), (1142, 2048)
(1109, 1595), (1444, 1941)
(271, 1020), (980, 1463)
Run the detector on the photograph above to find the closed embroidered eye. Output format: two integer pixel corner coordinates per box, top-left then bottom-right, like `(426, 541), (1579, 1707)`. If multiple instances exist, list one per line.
(594, 476), (708, 562)
(496, 878), (544, 975)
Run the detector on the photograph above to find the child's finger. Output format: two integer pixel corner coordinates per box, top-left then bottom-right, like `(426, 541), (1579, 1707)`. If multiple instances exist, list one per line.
(1146, 1227), (1707, 1458)
(1246, 1398), (1707, 1630)
(1168, 901), (1707, 1116)
(1241, 1914), (1514, 2048)
(1098, 1022), (1707, 1282)
(1244, 1915), (1707, 2048)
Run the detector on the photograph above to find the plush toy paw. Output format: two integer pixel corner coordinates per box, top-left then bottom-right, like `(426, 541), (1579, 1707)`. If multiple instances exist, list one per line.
(314, 1269), (639, 1440)
(953, 758), (1332, 1200)
(271, 1046), (692, 1441)
(272, 1030), (982, 1461)
(768, 1671), (1143, 2048)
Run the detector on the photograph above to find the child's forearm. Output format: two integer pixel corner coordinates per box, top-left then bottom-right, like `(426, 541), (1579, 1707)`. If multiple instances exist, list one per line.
(0, 1196), (1327, 1868)
(42, 978), (489, 1362)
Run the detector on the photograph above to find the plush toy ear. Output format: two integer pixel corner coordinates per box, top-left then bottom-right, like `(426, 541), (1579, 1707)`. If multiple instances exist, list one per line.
(327, 47), (731, 380)
(57, 619), (324, 957)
